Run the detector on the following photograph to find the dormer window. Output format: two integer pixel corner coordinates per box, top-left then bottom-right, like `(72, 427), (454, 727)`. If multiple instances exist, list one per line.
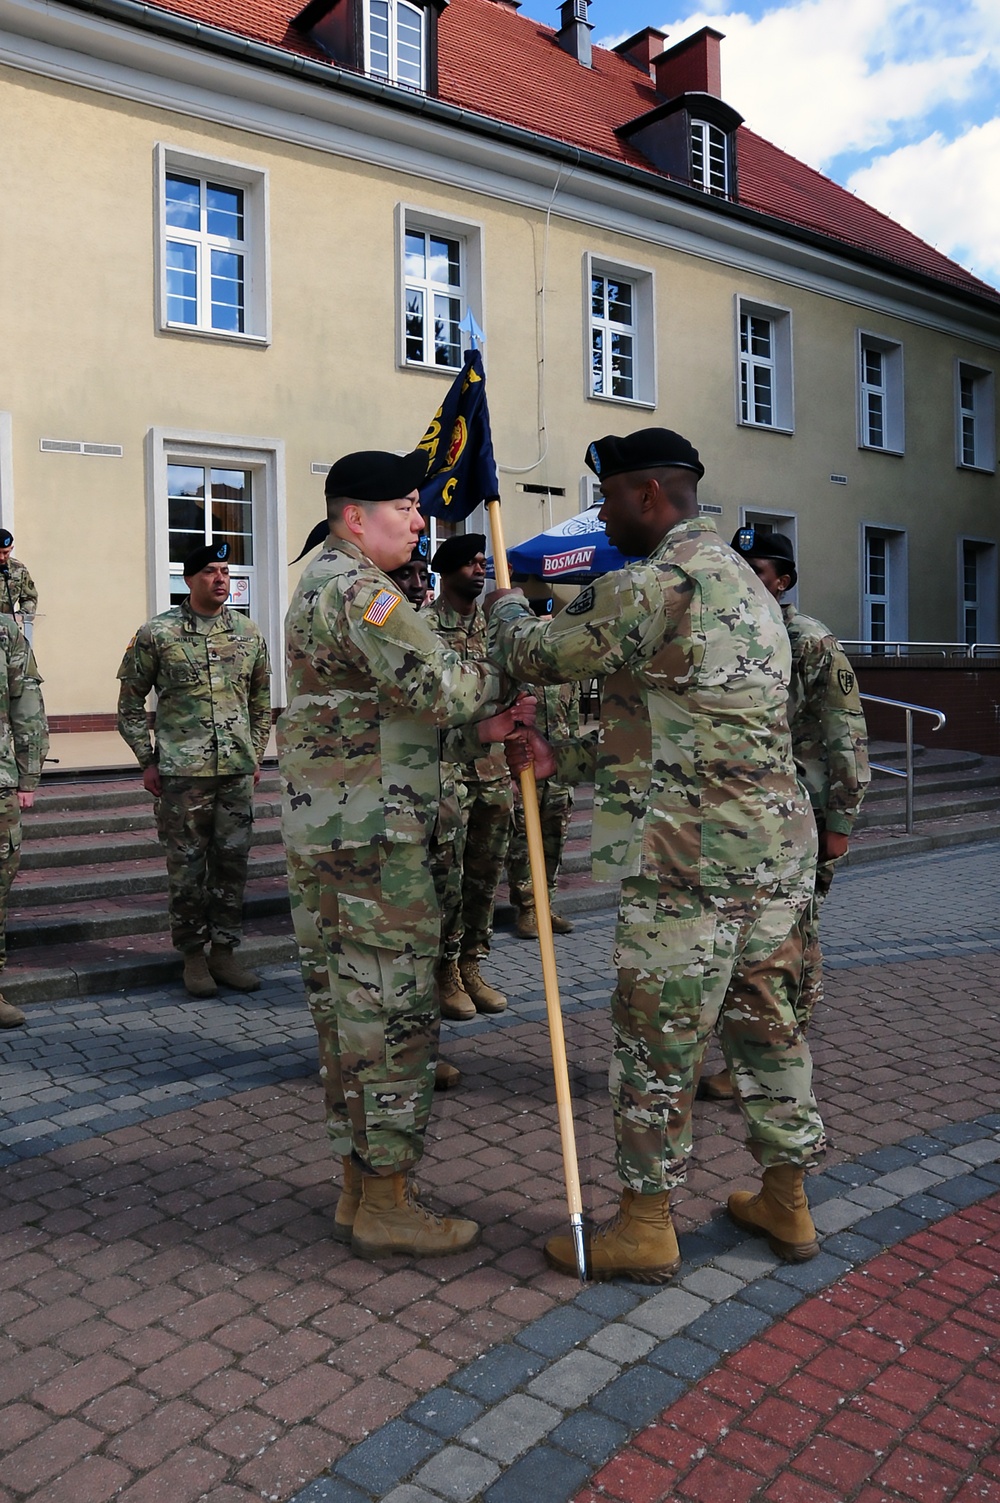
(691, 119), (728, 196)
(367, 0), (426, 88)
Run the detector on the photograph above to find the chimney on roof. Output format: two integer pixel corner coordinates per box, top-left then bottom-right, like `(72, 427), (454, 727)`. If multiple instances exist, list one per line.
(556, 0), (592, 67)
(653, 25), (723, 99)
(613, 27), (668, 81)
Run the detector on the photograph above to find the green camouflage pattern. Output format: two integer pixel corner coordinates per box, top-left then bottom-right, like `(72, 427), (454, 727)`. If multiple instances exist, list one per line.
(278, 537), (507, 1174)
(116, 601), (271, 777)
(155, 774), (255, 952)
(507, 683), (579, 910)
(797, 856), (837, 1029)
(0, 618), (48, 793)
(0, 790), (22, 974)
(784, 603), (870, 837)
(1, 559), (37, 617)
(425, 598), (510, 789)
(488, 516), (825, 1191)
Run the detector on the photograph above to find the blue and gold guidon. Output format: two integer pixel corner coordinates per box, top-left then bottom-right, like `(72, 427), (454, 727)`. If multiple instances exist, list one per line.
(416, 349), (500, 522)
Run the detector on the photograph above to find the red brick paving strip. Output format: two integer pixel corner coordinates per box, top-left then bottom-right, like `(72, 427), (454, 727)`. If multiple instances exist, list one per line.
(574, 1193), (1000, 1503)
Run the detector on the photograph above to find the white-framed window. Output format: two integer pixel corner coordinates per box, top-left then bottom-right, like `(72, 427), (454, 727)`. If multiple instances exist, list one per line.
(366, 0), (426, 88)
(691, 120), (728, 197)
(861, 525), (907, 648)
(736, 297), (793, 432)
(586, 255), (655, 407)
(959, 538), (998, 647)
(397, 207), (484, 372)
(956, 362), (996, 472)
(857, 333), (904, 453)
(155, 145), (269, 344)
(148, 429), (286, 701)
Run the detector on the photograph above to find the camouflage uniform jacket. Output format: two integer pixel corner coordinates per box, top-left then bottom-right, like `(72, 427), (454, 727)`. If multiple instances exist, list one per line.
(1, 559), (38, 617)
(277, 540), (506, 928)
(425, 597), (509, 788)
(0, 618), (48, 791)
(116, 601), (271, 776)
(488, 517), (813, 889)
(783, 603), (870, 836)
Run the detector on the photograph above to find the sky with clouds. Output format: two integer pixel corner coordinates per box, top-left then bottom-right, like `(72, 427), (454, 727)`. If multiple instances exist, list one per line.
(582, 0), (1000, 291)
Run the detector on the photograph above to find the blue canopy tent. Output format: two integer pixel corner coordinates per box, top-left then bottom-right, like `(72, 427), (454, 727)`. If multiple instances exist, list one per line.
(488, 507), (640, 584)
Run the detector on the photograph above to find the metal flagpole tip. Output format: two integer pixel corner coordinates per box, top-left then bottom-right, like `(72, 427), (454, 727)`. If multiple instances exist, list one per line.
(570, 1214), (588, 1283)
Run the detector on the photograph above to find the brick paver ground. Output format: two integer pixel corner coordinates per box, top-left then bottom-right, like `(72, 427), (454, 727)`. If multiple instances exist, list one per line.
(1, 841), (999, 1502)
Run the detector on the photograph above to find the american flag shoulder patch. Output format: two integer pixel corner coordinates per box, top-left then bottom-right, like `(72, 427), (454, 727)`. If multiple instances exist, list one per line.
(363, 589), (402, 627)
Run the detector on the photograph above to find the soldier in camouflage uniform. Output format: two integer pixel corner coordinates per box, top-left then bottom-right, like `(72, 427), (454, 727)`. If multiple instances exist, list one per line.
(0, 530), (38, 633)
(426, 534), (511, 1019)
(507, 659), (579, 939)
(489, 428), (826, 1282)
(117, 541), (271, 999)
(0, 618), (48, 1028)
(278, 450), (527, 1261)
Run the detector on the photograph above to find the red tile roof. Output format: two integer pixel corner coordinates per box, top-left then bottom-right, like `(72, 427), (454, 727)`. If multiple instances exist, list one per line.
(106, 0), (999, 303)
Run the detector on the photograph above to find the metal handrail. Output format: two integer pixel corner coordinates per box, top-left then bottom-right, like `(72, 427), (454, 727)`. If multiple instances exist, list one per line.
(843, 640), (1000, 658)
(860, 693), (946, 834)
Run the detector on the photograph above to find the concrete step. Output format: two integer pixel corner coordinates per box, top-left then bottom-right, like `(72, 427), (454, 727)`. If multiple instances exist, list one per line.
(8, 846), (289, 907)
(855, 786), (1000, 829)
(31, 766), (283, 813)
(16, 816), (285, 871)
(23, 797), (283, 841)
(6, 875), (291, 948)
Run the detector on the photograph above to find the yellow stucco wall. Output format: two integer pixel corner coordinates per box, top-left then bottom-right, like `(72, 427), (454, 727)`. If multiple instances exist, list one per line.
(2, 61), (998, 715)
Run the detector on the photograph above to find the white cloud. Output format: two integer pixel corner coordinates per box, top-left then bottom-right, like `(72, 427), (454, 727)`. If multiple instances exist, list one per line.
(848, 120), (1000, 288)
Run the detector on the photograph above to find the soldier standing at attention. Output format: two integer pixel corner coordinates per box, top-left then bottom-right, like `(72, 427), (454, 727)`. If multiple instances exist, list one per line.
(0, 530), (38, 630)
(0, 619), (48, 1028)
(697, 529), (871, 1101)
(426, 534), (511, 1020)
(489, 428), (826, 1282)
(116, 542), (272, 999)
(278, 451), (528, 1261)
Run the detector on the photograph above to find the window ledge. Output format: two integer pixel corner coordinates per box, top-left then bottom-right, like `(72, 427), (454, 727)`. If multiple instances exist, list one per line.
(161, 324), (270, 349)
(858, 443), (904, 457)
(957, 461), (996, 476)
(588, 392), (657, 410)
(403, 360), (464, 377)
(737, 419), (794, 436)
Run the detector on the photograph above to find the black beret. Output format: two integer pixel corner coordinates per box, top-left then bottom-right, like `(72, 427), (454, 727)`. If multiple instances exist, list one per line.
(431, 533), (487, 573)
(731, 527), (797, 586)
(0, 530), (13, 549)
(183, 540), (230, 576)
(325, 449), (428, 502)
(585, 428), (704, 481)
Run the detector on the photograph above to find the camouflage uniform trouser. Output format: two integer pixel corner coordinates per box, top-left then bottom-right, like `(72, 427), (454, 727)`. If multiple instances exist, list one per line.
(440, 774), (513, 962)
(0, 790), (22, 975)
(287, 840), (446, 1175)
(156, 775), (254, 953)
(612, 873), (826, 1195)
(796, 856), (838, 1030)
(506, 778), (573, 911)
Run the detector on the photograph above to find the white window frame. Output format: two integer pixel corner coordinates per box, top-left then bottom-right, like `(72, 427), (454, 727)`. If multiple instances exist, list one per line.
(365, 0), (427, 88)
(857, 332), (904, 454)
(735, 297), (793, 433)
(585, 254), (656, 409)
(155, 145), (270, 346)
(861, 524), (907, 646)
(396, 205), (484, 374)
(147, 428), (286, 705)
(737, 507), (799, 608)
(958, 536), (998, 647)
(691, 119), (728, 197)
(955, 361), (996, 473)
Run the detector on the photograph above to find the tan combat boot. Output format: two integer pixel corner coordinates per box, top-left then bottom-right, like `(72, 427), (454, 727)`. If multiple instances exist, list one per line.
(0, 992), (25, 1027)
(334, 1155), (362, 1244)
(728, 1164), (819, 1262)
(208, 944), (262, 992)
(182, 949), (217, 998)
(550, 911), (574, 935)
(351, 1173), (480, 1259)
(515, 907), (538, 939)
(459, 956), (507, 1014)
(545, 1188), (681, 1284)
(697, 1068), (736, 1102)
(436, 959), (476, 1021)
(434, 1060), (461, 1090)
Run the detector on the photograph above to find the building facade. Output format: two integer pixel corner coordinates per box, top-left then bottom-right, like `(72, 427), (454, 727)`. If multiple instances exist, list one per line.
(1, 0), (998, 720)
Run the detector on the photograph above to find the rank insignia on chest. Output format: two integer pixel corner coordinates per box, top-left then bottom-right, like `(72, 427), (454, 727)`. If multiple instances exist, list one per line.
(363, 590), (402, 627)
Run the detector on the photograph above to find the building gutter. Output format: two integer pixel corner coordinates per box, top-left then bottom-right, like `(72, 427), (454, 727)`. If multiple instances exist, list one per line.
(32, 0), (1000, 316)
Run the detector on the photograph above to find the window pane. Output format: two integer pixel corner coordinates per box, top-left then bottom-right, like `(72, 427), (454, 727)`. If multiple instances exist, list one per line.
(405, 288), (424, 362)
(867, 537), (886, 594)
(369, 0), (390, 75)
(866, 392), (884, 448)
(592, 276), (605, 318)
(433, 293), (461, 367)
(749, 317), (771, 358)
(165, 175), (201, 231)
(752, 367), (772, 425)
(206, 183), (244, 241)
(166, 241), (198, 324)
(428, 236), (460, 288)
(610, 332), (633, 399)
(396, 0), (423, 86)
(864, 348), (883, 387)
(606, 280), (633, 325)
(404, 231), (426, 280)
(592, 328), (605, 395)
(210, 249), (245, 333)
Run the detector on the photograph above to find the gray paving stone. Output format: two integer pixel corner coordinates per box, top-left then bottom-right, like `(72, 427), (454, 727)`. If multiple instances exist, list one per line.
(515, 1306), (603, 1357)
(625, 1287), (710, 1337)
(773, 1252), (853, 1291)
(381, 1489), (442, 1503)
(481, 1445), (590, 1503)
(647, 1334), (721, 1380)
(844, 1185), (899, 1211)
(335, 1421), (438, 1494)
(712, 1242), (779, 1280)
(898, 1193), (959, 1222)
(585, 1322), (658, 1365)
(811, 1198), (866, 1234)
(938, 1122), (990, 1145)
(413, 1446), (500, 1502)
(574, 1283), (643, 1318)
(527, 1349), (618, 1408)
(678, 1266), (744, 1303)
(933, 1173), (995, 1207)
(953, 1138), (1000, 1166)
(592, 1364), (686, 1426)
(460, 1394), (561, 1464)
(852, 1208), (941, 1248)
(404, 1391), (484, 1439)
(875, 1166), (947, 1196)
(821, 1230), (883, 1263)
(549, 1411), (629, 1466)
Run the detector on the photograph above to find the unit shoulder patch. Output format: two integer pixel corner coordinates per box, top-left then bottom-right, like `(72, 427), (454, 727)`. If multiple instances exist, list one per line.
(363, 590), (403, 627)
(565, 585), (596, 618)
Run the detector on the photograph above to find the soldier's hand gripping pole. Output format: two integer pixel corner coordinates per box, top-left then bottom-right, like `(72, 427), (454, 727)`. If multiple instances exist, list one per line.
(486, 499), (587, 1282)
